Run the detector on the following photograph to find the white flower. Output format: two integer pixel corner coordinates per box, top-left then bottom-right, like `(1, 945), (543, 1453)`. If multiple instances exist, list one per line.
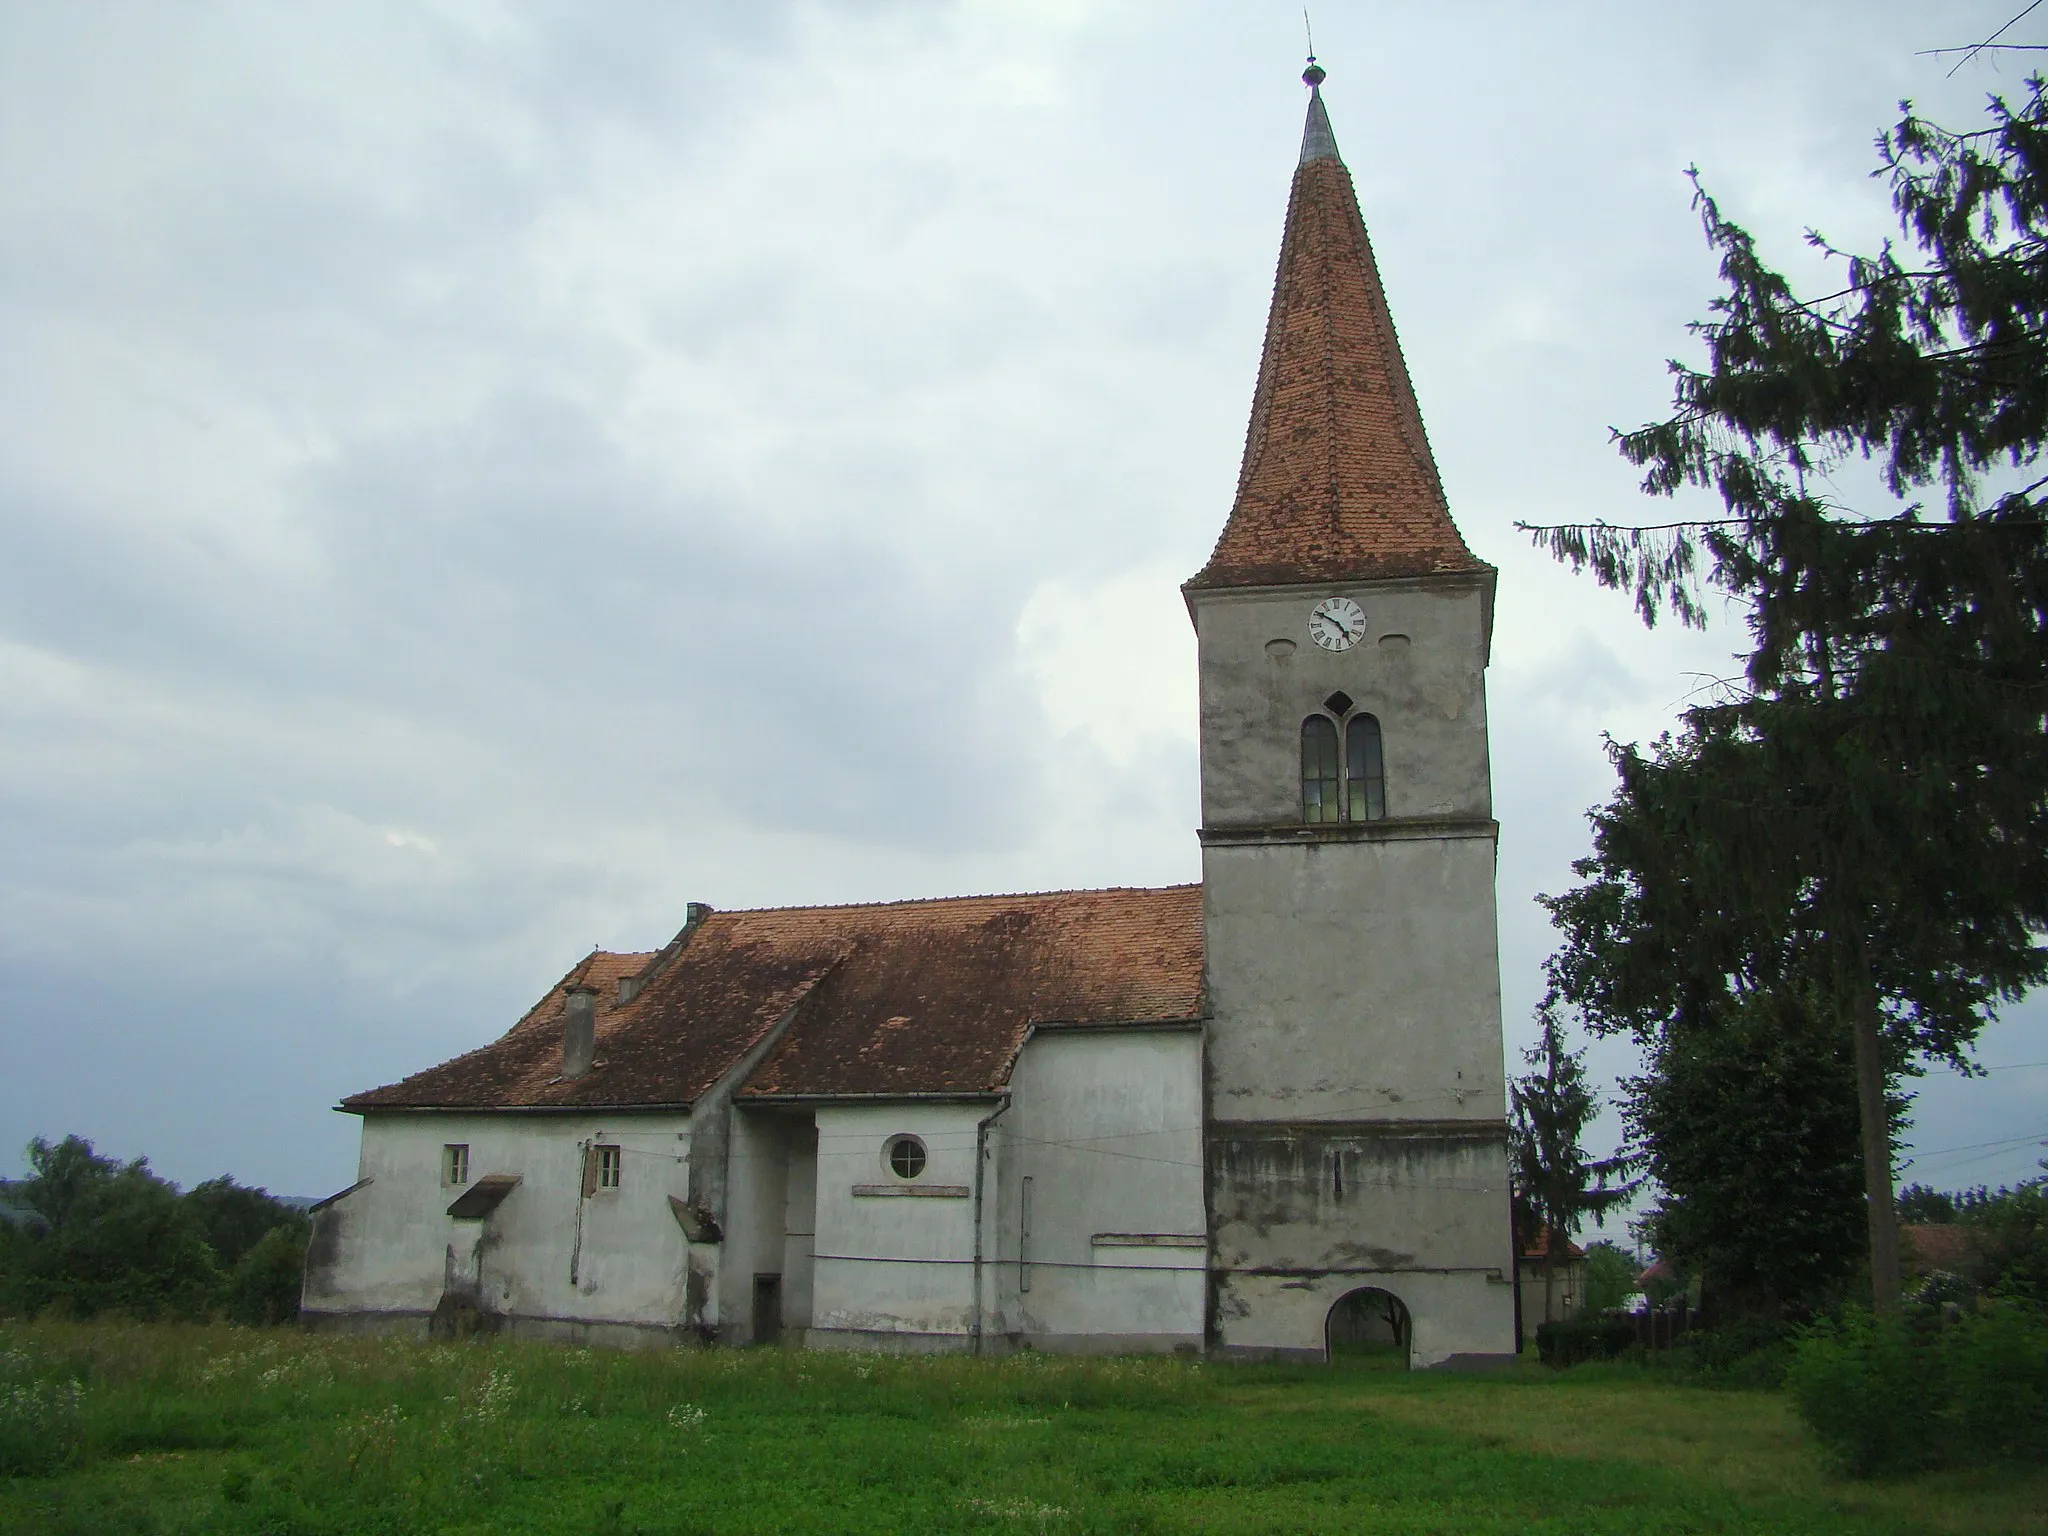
(965, 1496), (1069, 1521)
(460, 1368), (517, 1423)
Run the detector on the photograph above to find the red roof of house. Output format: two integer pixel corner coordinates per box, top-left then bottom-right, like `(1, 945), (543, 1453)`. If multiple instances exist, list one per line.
(1520, 1225), (1586, 1263)
(341, 885), (1206, 1112)
(1902, 1223), (1988, 1276)
(1186, 75), (1488, 593)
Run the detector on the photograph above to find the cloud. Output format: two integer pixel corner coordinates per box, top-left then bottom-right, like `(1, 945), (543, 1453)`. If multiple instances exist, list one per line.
(0, 0), (2041, 1198)
(1017, 563), (1196, 766)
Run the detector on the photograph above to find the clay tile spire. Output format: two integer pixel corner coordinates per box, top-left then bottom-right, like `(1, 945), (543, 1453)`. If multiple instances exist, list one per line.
(1186, 62), (1489, 593)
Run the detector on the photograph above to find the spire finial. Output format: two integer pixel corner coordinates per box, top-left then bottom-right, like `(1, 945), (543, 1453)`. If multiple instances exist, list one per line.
(1297, 45), (1339, 165)
(1303, 10), (1325, 88)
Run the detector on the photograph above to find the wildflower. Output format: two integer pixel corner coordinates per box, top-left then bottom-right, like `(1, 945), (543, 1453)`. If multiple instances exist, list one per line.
(666, 1403), (708, 1431)
(460, 1368), (517, 1423)
(965, 1496), (1069, 1521)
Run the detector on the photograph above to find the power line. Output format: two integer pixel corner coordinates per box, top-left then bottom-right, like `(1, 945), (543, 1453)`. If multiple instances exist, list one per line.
(1898, 1127), (2048, 1170)
(1939, 0), (2047, 76)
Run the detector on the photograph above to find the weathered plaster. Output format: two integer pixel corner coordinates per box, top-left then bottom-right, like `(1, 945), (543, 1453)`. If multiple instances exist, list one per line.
(1191, 577), (1492, 829)
(1190, 573), (1517, 1367)
(301, 1111), (694, 1335)
(991, 1027), (1206, 1353)
(807, 1102), (990, 1347)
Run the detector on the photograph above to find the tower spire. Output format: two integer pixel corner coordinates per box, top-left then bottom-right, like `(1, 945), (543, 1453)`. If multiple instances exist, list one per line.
(1299, 57), (1339, 165)
(1186, 63), (1487, 592)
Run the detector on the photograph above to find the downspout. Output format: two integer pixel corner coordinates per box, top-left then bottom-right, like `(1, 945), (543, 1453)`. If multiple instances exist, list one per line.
(569, 1138), (592, 1288)
(1508, 1177), (1523, 1355)
(970, 1096), (1013, 1358)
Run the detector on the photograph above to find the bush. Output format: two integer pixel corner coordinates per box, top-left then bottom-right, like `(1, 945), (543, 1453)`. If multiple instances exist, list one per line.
(0, 1139), (219, 1320)
(0, 1349), (84, 1477)
(1535, 1316), (1636, 1368)
(1945, 1302), (2048, 1466)
(1786, 1303), (2048, 1476)
(1, 1136), (308, 1324)
(225, 1226), (306, 1326)
(1677, 1316), (1795, 1389)
(1785, 1310), (1941, 1476)
(1581, 1242), (1637, 1315)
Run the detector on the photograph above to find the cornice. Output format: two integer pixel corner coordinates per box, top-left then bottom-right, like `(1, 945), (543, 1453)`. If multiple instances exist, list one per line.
(1198, 816), (1497, 848)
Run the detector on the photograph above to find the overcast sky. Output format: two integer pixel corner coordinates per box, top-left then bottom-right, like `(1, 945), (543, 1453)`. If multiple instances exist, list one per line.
(3, 0), (2043, 1208)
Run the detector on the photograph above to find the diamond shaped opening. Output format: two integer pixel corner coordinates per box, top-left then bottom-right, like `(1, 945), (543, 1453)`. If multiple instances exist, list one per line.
(1324, 690), (1354, 716)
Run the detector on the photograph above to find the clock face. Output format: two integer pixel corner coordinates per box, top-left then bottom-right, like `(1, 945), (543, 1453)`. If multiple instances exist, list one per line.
(1308, 596), (1368, 652)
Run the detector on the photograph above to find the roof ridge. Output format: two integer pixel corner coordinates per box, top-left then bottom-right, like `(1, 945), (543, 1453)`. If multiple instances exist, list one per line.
(714, 883), (1200, 917)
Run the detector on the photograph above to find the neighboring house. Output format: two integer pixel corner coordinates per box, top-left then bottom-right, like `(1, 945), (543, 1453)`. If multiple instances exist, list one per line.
(1516, 1228), (1586, 1344)
(1902, 1223), (1988, 1280)
(305, 63), (1518, 1370)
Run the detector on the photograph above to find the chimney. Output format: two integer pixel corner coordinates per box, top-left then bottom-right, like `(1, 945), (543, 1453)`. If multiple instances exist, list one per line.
(562, 984), (599, 1079)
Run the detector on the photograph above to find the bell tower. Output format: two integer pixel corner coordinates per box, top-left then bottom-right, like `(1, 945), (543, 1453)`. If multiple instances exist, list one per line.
(1187, 63), (1516, 1368)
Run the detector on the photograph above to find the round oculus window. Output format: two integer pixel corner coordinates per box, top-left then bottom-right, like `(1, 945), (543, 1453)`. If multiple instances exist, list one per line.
(886, 1135), (927, 1180)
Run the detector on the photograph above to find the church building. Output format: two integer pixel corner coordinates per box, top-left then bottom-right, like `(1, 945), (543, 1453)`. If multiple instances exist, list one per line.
(302, 65), (1518, 1370)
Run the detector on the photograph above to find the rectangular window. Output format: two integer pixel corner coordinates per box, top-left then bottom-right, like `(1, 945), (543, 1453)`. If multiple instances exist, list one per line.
(597, 1144), (622, 1191)
(444, 1144), (469, 1186)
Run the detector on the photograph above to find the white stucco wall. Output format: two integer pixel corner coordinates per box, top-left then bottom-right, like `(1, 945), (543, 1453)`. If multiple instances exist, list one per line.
(1191, 577), (1492, 831)
(303, 1111), (697, 1341)
(718, 1108), (791, 1341)
(1222, 1268), (1517, 1369)
(993, 1027), (1206, 1352)
(782, 1122), (818, 1333)
(1201, 835), (1505, 1123)
(1189, 574), (1517, 1368)
(806, 1102), (991, 1348)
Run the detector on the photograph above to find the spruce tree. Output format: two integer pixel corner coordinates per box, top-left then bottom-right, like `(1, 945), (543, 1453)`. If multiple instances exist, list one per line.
(1509, 1008), (1634, 1328)
(1528, 82), (2048, 1316)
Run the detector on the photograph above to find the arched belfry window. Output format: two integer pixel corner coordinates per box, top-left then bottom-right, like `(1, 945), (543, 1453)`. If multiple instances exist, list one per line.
(1301, 708), (1388, 825)
(1301, 716), (1341, 824)
(1347, 714), (1386, 822)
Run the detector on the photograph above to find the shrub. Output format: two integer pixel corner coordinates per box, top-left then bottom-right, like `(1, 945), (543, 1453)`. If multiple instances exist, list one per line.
(186, 1178), (307, 1272)
(1785, 1310), (1941, 1476)
(0, 1353), (84, 1477)
(225, 1226), (306, 1326)
(1581, 1242), (1637, 1315)
(1534, 1316), (1636, 1368)
(1945, 1302), (2048, 1467)
(1678, 1316), (1795, 1389)
(1787, 1303), (2048, 1475)
(0, 1137), (218, 1320)
(1, 1137), (309, 1323)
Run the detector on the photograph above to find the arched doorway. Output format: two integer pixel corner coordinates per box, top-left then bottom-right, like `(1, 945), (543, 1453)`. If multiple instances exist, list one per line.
(1326, 1287), (1411, 1369)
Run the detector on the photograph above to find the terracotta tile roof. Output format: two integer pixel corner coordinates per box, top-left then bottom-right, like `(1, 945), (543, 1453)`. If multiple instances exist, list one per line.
(339, 936), (839, 1112)
(738, 885), (1204, 1099)
(1520, 1225), (1586, 1263)
(1902, 1223), (1988, 1276)
(342, 886), (1204, 1112)
(1186, 92), (1488, 592)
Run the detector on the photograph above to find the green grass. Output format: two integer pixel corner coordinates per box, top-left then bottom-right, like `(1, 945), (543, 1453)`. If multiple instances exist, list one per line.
(0, 1321), (2041, 1534)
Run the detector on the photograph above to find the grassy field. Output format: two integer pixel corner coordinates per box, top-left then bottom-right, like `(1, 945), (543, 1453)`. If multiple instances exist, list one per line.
(1, 1321), (2042, 1535)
